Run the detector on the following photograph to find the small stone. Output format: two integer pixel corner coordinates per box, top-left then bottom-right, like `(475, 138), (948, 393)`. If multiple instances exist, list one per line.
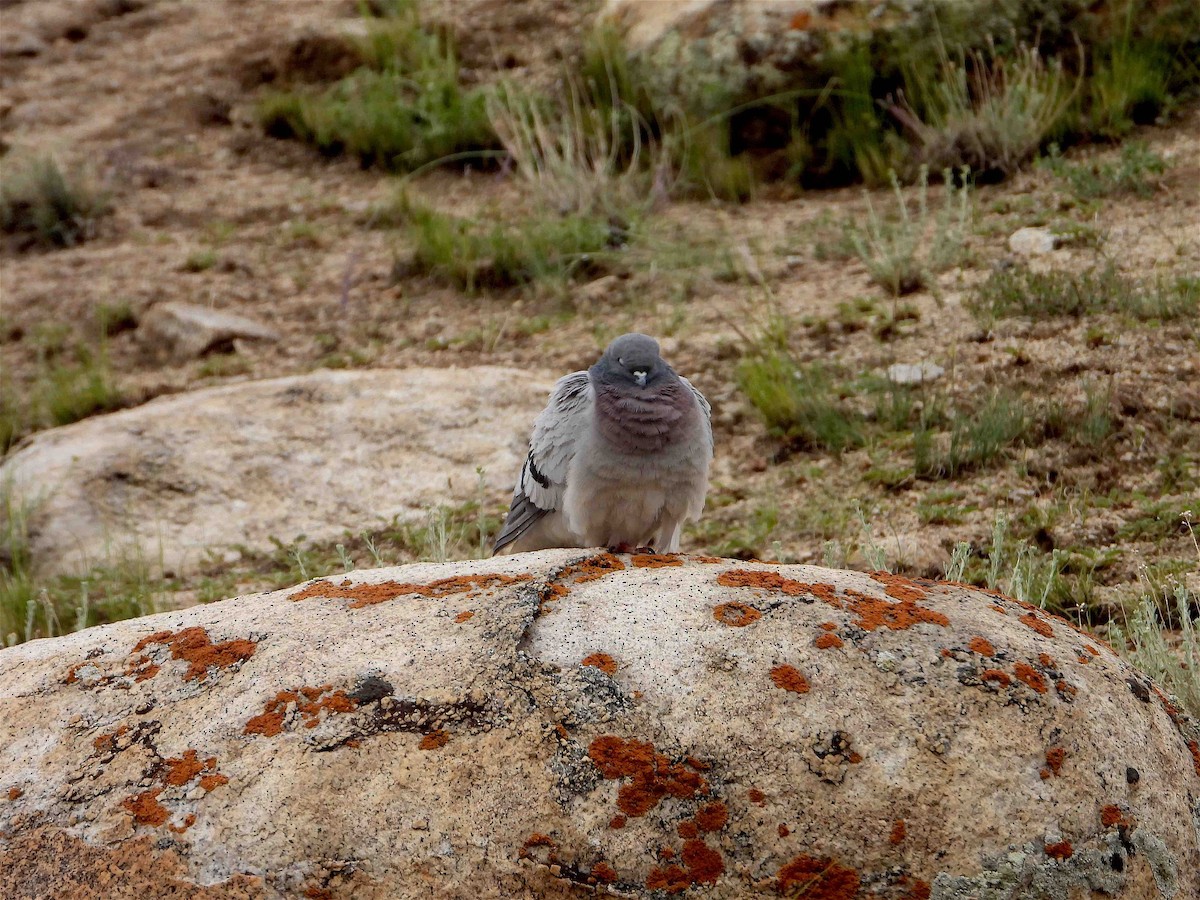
(1008, 227), (1058, 256)
(139, 302), (281, 362)
(885, 362), (945, 385)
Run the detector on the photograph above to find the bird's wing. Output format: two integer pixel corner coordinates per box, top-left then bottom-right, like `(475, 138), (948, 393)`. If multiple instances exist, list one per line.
(493, 372), (593, 554)
(680, 375), (713, 457)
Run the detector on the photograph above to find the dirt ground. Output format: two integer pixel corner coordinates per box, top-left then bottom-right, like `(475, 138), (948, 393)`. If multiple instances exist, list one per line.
(1, 0), (1198, 622)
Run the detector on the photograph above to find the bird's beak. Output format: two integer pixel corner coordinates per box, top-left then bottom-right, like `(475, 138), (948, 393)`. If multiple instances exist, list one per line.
(634, 371), (647, 387)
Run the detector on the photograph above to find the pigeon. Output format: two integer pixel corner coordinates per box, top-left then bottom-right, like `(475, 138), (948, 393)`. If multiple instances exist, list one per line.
(493, 333), (712, 555)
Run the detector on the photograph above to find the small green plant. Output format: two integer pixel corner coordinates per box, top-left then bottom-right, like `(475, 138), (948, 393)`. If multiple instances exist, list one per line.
(486, 76), (667, 219)
(0, 153), (111, 248)
(183, 249), (218, 272)
(402, 198), (624, 292)
(258, 2), (498, 172)
(969, 264), (1198, 323)
(1042, 141), (1168, 199)
(736, 351), (864, 453)
(1110, 581), (1199, 717)
(2, 342), (123, 452)
(891, 41), (1079, 178)
(1088, 22), (1171, 139)
(1, 486), (170, 645)
(915, 391), (1030, 479)
(844, 166), (971, 297)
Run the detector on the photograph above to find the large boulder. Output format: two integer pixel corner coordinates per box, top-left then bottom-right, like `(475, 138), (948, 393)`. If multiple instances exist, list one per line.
(2, 552), (1197, 898)
(0, 368), (551, 576)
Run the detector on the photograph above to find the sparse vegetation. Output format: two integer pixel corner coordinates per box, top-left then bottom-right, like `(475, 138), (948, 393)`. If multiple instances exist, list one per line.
(1042, 141), (1168, 199)
(1, 340), (123, 454)
(400, 199), (626, 292)
(258, 1), (498, 172)
(969, 263), (1199, 323)
(1, 153), (111, 248)
(737, 353), (864, 454)
(844, 166), (971, 296)
(889, 42), (1079, 180)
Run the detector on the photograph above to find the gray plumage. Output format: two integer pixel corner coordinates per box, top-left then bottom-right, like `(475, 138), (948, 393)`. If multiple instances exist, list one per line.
(493, 333), (712, 555)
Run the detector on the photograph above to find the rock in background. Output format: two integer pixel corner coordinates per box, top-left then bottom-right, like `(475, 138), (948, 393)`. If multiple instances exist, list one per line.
(1, 553), (1196, 898)
(0, 368), (552, 576)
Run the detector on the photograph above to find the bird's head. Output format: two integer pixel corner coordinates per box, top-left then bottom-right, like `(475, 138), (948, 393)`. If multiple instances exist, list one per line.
(594, 333), (669, 389)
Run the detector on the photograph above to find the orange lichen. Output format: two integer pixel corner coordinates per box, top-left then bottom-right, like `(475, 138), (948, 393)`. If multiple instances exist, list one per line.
(1038, 653), (1056, 668)
(338, 573), (532, 608)
(199, 772), (229, 791)
(981, 668), (1011, 687)
(678, 820), (699, 839)
(682, 840), (724, 884)
(303, 889), (334, 900)
(770, 664), (810, 694)
(819, 622), (838, 631)
(519, 833), (557, 861)
(1100, 805), (1126, 828)
(129, 627), (255, 682)
(869, 572), (929, 603)
(554, 723), (569, 741)
(646, 841), (724, 892)
(815, 633), (843, 650)
(713, 601), (762, 627)
(990, 604), (1008, 615)
(905, 880), (932, 900)
(1044, 747), (1066, 778)
(1187, 740), (1200, 777)
(748, 789), (767, 806)
(721, 571), (947, 632)
(582, 653), (618, 675)
(561, 553), (626, 584)
(166, 814), (197, 835)
(841, 589), (950, 632)
(777, 855), (860, 899)
(244, 685), (357, 737)
(163, 750), (207, 787)
(695, 802), (728, 832)
(659, 847), (676, 861)
(610, 815), (627, 829)
(1044, 841), (1073, 860)
(692, 555), (725, 564)
(717, 569), (837, 604)
(1084, 645), (1100, 656)
(1019, 612), (1054, 638)
(592, 861), (618, 883)
(778, 823), (790, 837)
(968, 637), (996, 657)
(1056, 680), (1077, 697)
(686, 757), (711, 771)
(7, 787), (23, 801)
(454, 611), (474, 623)
(631, 553), (683, 568)
(588, 736), (707, 817)
(123, 789), (169, 827)
(92, 725), (129, 753)
(419, 730), (449, 750)
(1014, 662), (1048, 693)
(1077, 654), (1092, 664)
(889, 819), (907, 845)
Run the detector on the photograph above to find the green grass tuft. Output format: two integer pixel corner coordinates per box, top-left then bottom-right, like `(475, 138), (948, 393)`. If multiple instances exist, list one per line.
(1, 154), (112, 248)
(1042, 141), (1168, 199)
(258, 2), (498, 172)
(401, 199), (626, 293)
(969, 263), (1199, 323)
(737, 352), (864, 454)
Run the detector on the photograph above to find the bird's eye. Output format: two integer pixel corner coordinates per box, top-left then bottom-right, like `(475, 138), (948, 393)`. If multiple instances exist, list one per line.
(618, 357), (624, 365)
